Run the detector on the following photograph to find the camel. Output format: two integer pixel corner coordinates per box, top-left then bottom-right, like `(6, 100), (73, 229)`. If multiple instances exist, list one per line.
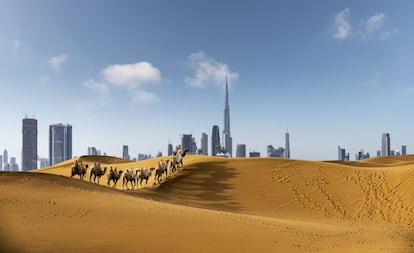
(160, 159), (170, 178)
(137, 167), (153, 188)
(71, 160), (89, 180)
(89, 162), (107, 184)
(107, 167), (123, 188)
(154, 160), (169, 185)
(170, 148), (189, 173)
(122, 169), (139, 190)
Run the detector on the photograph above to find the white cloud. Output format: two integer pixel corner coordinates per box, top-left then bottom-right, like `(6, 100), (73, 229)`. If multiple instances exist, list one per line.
(361, 13), (398, 40)
(48, 54), (68, 71)
(83, 78), (110, 96)
(99, 61), (162, 104)
(102, 61), (161, 89)
(333, 8), (351, 40)
(131, 90), (160, 104)
(185, 51), (238, 88)
(366, 14), (386, 33)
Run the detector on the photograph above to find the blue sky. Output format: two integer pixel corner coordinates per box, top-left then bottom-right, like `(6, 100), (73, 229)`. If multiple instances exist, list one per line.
(1, 0), (413, 164)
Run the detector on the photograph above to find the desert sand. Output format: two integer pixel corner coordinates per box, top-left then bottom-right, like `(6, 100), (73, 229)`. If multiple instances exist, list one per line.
(1, 155), (414, 252)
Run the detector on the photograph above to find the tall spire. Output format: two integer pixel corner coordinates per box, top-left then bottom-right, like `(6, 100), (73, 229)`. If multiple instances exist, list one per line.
(285, 130), (290, 159)
(223, 74), (232, 156)
(225, 74), (229, 107)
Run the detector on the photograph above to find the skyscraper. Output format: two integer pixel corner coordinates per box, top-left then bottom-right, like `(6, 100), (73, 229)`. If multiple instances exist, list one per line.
(168, 143), (173, 156)
(201, 133), (208, 155)
(3, 149), (8, 167)
(88, 147), (99, 156)
(402, 145), (407, 155)
(382, 133), (390, 156)
(122, 145), (130, 160)
(10, 157), (18, 171)
(355, 150), (370, 160)
(222, 76), (233, 157)
(49, 124), (72, 166)
(338, 146), (349, 161)
(267, 145), (285, 158)
(191, 137), (197, 154)
(211, 125), (220, 156)
(22, 117), (38, 171)
(181, 134), (193, 154)
(0, 155), (2, 171)
(285, 131), (290, 159)
(236, 144), (246, 157)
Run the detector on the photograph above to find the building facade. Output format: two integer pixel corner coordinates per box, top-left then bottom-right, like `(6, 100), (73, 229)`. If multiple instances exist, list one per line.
(22, 118), (38, 171)
(249, 151), (261, 157)
(49, 124), (72, 166)
(3, 149), (8, 168)
(382, 133), (390, 156)
(137, 153), (152, 161)
(88, 147), (98, 156)
(122, 145), (130, 160)
(168, 143), (173, 156)
(10, 157), (19, 171)
(181, 134), (193, 154)
(356, 150), (370, 160)
(222, 76), (233, 157)
(211, 125), (221, 156)
(338, 146), (350, 161)
(402, 145), (407, 155)
(267, 145), (285, 158)
(285, 131), (290, 159)
(236, 144), (246, 157)
(201, 132), (208, 155)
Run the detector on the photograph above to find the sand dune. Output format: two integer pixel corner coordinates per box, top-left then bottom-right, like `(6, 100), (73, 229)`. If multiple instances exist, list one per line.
(1, 155), (414, 252)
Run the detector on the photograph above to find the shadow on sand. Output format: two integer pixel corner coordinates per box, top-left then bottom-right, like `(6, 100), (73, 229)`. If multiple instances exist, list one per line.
(141, 161), (244, 213)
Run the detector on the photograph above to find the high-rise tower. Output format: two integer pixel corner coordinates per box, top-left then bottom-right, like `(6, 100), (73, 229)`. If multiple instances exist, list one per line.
(201, 132), (208, 155)
(49, 124), (72, 166)
(22, 117), (38, 171)
(168, 143), (173, 156)
(181, 134), (193, 154)
(382, 133), (390, 156)
(212, 125), (220, 156)
(285, 131), (290, 159)
(402, 145), (407, 155)
(222, 75), (232, 157)
(122, 145), (130, 160)
(3, 149), (8, 167)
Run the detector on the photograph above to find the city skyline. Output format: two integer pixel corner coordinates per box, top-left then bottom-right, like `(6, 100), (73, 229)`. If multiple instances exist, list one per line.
(1, 1), (414, 164)
(1, 123), (410, 171)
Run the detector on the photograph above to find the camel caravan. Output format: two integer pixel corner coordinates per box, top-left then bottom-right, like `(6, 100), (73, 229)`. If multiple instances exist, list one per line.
(69, 148), (189, 190)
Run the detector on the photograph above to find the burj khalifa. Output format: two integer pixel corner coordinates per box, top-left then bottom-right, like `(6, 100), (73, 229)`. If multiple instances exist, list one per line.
(223, 76), (232, 157)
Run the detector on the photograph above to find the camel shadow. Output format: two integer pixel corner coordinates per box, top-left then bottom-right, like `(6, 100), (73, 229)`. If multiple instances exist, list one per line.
(143, 161), (244, 213)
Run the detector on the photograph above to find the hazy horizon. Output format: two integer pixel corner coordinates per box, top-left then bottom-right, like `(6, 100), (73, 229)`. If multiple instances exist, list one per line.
(1, 0), (413, 165)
